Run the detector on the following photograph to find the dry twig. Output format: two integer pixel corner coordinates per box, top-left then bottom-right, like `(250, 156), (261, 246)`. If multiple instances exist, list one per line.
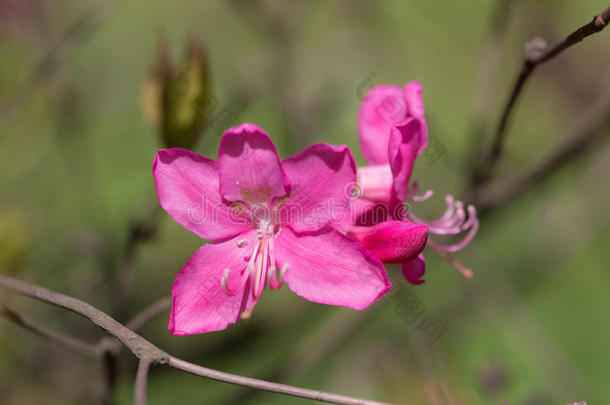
(0, 274), (393, 405)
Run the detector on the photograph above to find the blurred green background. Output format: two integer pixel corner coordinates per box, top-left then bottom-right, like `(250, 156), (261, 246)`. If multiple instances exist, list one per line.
(1, 0), (610, 404)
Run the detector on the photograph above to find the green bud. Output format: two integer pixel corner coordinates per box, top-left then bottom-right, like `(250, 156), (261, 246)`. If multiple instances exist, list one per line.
(141, 37), (213, 149)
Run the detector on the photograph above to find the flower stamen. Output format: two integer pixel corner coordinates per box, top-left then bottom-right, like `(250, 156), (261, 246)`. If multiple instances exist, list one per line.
(220, 267), (249, 295)
(408, 182), (434, 201)
(408, 195), (479, 252)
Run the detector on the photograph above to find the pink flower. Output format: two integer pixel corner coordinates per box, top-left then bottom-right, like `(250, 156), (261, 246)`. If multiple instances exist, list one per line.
(347, 221), (428, 264)
(350, 82), (478, 284)
(153, 123), (390, 334)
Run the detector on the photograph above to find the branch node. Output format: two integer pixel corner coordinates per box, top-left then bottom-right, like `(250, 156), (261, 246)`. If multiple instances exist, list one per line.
(524, 36), (548, 62)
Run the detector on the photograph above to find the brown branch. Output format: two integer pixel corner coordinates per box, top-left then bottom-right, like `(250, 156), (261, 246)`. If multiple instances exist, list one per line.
(0, 295), (169, 354)
(0, 275), (168, 363)
(134, 358), (152, 405)
(113, 205), (161, 321)
(469, 0), (514, 165)
(0, 275), (394, 405)
(473, 77), (610, 213)
(101, 346), (118, 405)
(168, 356), (388, 405)
(471, 6), (610, 186)
(0, 304), (99, 357)
(125, 296), (171, 331)
(224, 308), (380, 404)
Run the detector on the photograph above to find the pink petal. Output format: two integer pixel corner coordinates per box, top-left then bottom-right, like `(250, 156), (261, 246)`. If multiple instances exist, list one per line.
(153, 148), (249, 240)
(275, 227), (390, 310)
(169, 232), (257, 335)
(401, 253), (426, 285)
(358, 85), (407, 165)
(357, 164), (394, 204)
(388, 119), (420, 202)
(354, 200), (391, 226)
(333, 197), (377, 233)
(403, 81), (428, 155)
(218, 123), (289, 204)
(347, 221), (428, 263)
(281, 143), (357, 232)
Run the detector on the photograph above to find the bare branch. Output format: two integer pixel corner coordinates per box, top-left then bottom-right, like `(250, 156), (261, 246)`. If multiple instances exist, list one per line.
(113, 206), (161, 321)
(474, 78), (610, 212)
(0, 275), (395, 405)
(469, 0), (514, 161)
(472, 6), (610, 185)
(126, 296), (171, 331)
(0, 304), (99, 357)
(134, 358), (152, 405)
(168, 356), (391, 405)
(0, 275), (168, 363)
(101, 347), (118, 405)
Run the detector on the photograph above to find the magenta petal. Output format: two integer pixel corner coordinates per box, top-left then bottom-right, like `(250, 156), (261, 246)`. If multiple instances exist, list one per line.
(403, 81), (428, 155)
(401, 253), (426, 285)
(169, 232), (257, 335)
(333, 197), (377, 233)
(358, 85), (407, 165)
(347, 221), (428, 263)
(281, 143), (357, 232)
(388, 119), (420, 202)
(218, 123), (289, 203)
(357, 164), (394, 204)
(153, 148), (249, 240)
(275, 227), (390, 310)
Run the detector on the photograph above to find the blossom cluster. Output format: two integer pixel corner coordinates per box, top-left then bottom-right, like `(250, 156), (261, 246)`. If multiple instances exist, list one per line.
(153, 82), (478, 334)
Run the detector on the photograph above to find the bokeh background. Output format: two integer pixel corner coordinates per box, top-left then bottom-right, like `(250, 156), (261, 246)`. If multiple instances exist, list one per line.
(1, 0), (610, 404)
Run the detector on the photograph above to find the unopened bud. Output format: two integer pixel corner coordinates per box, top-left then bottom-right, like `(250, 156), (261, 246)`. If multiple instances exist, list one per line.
(141, 37), (213, 149)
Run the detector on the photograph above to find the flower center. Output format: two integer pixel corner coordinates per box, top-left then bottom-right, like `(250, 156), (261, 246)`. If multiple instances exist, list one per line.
(220, 202), (289, 319)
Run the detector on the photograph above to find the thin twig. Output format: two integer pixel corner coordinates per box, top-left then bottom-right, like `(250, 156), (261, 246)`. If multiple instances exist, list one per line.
(224, 308), (380, 404)
(473, 74), (610, 213)
(468, 0), (514, 175)
(125, 296), (171, 331)
(101, 346), (118, 405)
(0, 275), (167, 362)
(0, 304), (99, 357)
(113, 205), (161, 321)
(472, 6), (610, 185)
(134, 358), (152, 405)
(169, 356), (389, 405)
(0, 275), (394, 405)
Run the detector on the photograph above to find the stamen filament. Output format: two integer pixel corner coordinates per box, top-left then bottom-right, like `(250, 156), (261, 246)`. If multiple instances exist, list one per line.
(218, 209), (287, 321)
(253, 235), (268, 300)
(428, 219), (479, 252)
(411, 189), (434, 201)
(432, 245), (474, 279)
(221, 267), (249, 295)
(267, 237), (280, 290)
(408, 183), (434, 201)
